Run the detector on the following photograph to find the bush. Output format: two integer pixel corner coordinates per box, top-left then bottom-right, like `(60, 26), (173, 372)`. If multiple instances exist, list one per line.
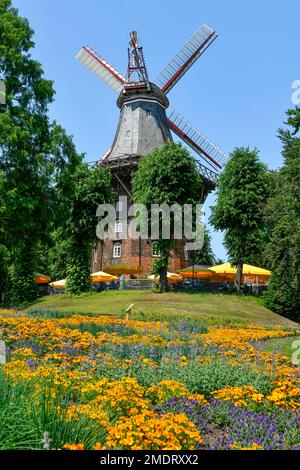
(264, 274), (300, 322)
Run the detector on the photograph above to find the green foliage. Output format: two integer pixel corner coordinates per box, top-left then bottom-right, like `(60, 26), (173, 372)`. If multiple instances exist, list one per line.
(0, 243), (10, 298)
(65, 164), (113, 295)
(264, 111), (300, 320)
(196, 227), (216, 265)
(46, 229), (70, 281)
(66, 239), (92, 295)
(0, 1), (83, 303)
(285, 107), (300, 135)
(65, 321), (137, 337)
(12, 242), (38, 303)
(0, 371), (105, 450)
(0, 371), (38, 450)
(31, 387), (106, 450)
(151, 239), (174, 292)
(65, 164), (113, 239)
(164, 359), (273, 396)
(27, 309), (74, 319)
(133, 142), (202, 206)
(133, 142), (202, 292)
(210, 147), (270, 292)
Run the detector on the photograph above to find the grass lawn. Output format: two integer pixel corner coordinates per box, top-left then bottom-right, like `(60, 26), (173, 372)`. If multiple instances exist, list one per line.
(27, 290), (299, 328)
(259, 335), (300, 358)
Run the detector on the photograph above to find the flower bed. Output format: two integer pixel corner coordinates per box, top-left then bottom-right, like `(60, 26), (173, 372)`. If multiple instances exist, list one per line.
(0, 310), (299, 450)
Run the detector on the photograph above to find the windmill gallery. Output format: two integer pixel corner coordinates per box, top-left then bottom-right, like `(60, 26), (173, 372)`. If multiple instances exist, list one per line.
(76, 25), (228, 276)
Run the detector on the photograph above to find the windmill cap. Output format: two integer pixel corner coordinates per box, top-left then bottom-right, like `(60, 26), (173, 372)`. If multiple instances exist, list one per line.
(117, 82), (169, 109)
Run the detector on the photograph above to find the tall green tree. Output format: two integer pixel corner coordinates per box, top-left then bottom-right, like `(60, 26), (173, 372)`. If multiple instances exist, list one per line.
(264, 110), (300, 320)
(210, 147), (270, 293)
(285, 108), (300, 135)
(196, 227), (216, 266)
(0, 1), (82, 303)
(65, 164), (113, 295)
(133, 142), (202, 292)
(0, 243), (10, 300)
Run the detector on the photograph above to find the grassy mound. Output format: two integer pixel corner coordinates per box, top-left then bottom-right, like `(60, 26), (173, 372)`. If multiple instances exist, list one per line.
(27, 290), (299, 328)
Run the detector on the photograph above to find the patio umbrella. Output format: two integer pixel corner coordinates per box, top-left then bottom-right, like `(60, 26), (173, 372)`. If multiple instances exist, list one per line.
(35, 274), (51, 284)
(148, 272), (182, 282)
(209, 263), (271, 284)
(209, 262), (271, 276)
(49, 279), (66, 288)
(90, 271), (118, 282)
(178, 265), (213, 279)
(103, 265), (143, 275)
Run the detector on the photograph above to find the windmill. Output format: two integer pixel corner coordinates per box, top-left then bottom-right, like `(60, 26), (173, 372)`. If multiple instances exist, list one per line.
(76, 25), (228, 274)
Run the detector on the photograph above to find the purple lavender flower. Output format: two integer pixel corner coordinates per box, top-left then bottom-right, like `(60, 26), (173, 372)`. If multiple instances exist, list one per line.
(157, 397), (299, 450)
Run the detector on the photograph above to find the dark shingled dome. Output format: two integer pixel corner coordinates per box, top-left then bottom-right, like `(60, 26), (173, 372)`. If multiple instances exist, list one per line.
(117, 82), (169, 109)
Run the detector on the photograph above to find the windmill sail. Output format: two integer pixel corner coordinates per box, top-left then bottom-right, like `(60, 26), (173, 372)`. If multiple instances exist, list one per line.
(76, 46), (125, 93)
(167, 107), (228, 171)
(155, 25), (217, 95)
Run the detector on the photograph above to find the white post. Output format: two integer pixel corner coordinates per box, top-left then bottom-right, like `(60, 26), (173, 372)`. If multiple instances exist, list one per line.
(0, 340), (6, 364)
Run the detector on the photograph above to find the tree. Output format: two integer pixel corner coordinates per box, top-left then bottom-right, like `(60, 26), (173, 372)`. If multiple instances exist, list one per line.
(210, 147), (270, 293)
(0, 243), (10, 301)
(196, 227), (216, 266)
(285, 108), (300, 135)
(65, 164), (113, 295)
(46, 229), (70, 281)
(133, 142), (202, 292)
(264, 110), (300, 320)
(0, 1), (82, 303)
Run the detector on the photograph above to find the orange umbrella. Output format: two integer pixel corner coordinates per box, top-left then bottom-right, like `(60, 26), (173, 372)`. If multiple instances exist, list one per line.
(103, 265), (143, 275)
(178, 265), (213, 279)
(90, 271), (118, 282)
(35, 274), (51, 284)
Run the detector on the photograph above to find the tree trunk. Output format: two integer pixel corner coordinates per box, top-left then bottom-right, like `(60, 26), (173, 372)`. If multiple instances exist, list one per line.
(236, 258), (243, 294)
(159, 266), (168, 293)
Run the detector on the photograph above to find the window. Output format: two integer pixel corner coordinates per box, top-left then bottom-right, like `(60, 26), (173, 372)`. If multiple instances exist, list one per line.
(113, 242), (121, 258)
(146, 110), (151, 118)
(115, 221), (123, 233)
(152, 242), (160, 257)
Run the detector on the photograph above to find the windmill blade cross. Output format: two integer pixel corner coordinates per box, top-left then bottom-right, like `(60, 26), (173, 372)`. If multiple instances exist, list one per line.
(155, 25), (217, 95)
(76, 45), (125, 93)
(167, 107), (228, 171)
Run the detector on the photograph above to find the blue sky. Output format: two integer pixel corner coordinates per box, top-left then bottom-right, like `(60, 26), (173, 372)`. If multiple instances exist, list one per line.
(12, 0), (299, 261)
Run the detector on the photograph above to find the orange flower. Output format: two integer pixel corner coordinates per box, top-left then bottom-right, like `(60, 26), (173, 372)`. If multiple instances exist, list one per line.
(63, 443), (85, 450)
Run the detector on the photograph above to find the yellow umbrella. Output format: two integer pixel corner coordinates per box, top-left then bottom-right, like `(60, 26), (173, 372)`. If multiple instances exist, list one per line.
(90, 271), (118, 283)
(35, 274), (51, 284)
(210, 262), (271, 276)
(49, 279), (66, 288)
(179, 265), (213, 279)
(148, 272), (182, 282)
(103, 265), (143, 275)
(209, 263), (271, 285)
